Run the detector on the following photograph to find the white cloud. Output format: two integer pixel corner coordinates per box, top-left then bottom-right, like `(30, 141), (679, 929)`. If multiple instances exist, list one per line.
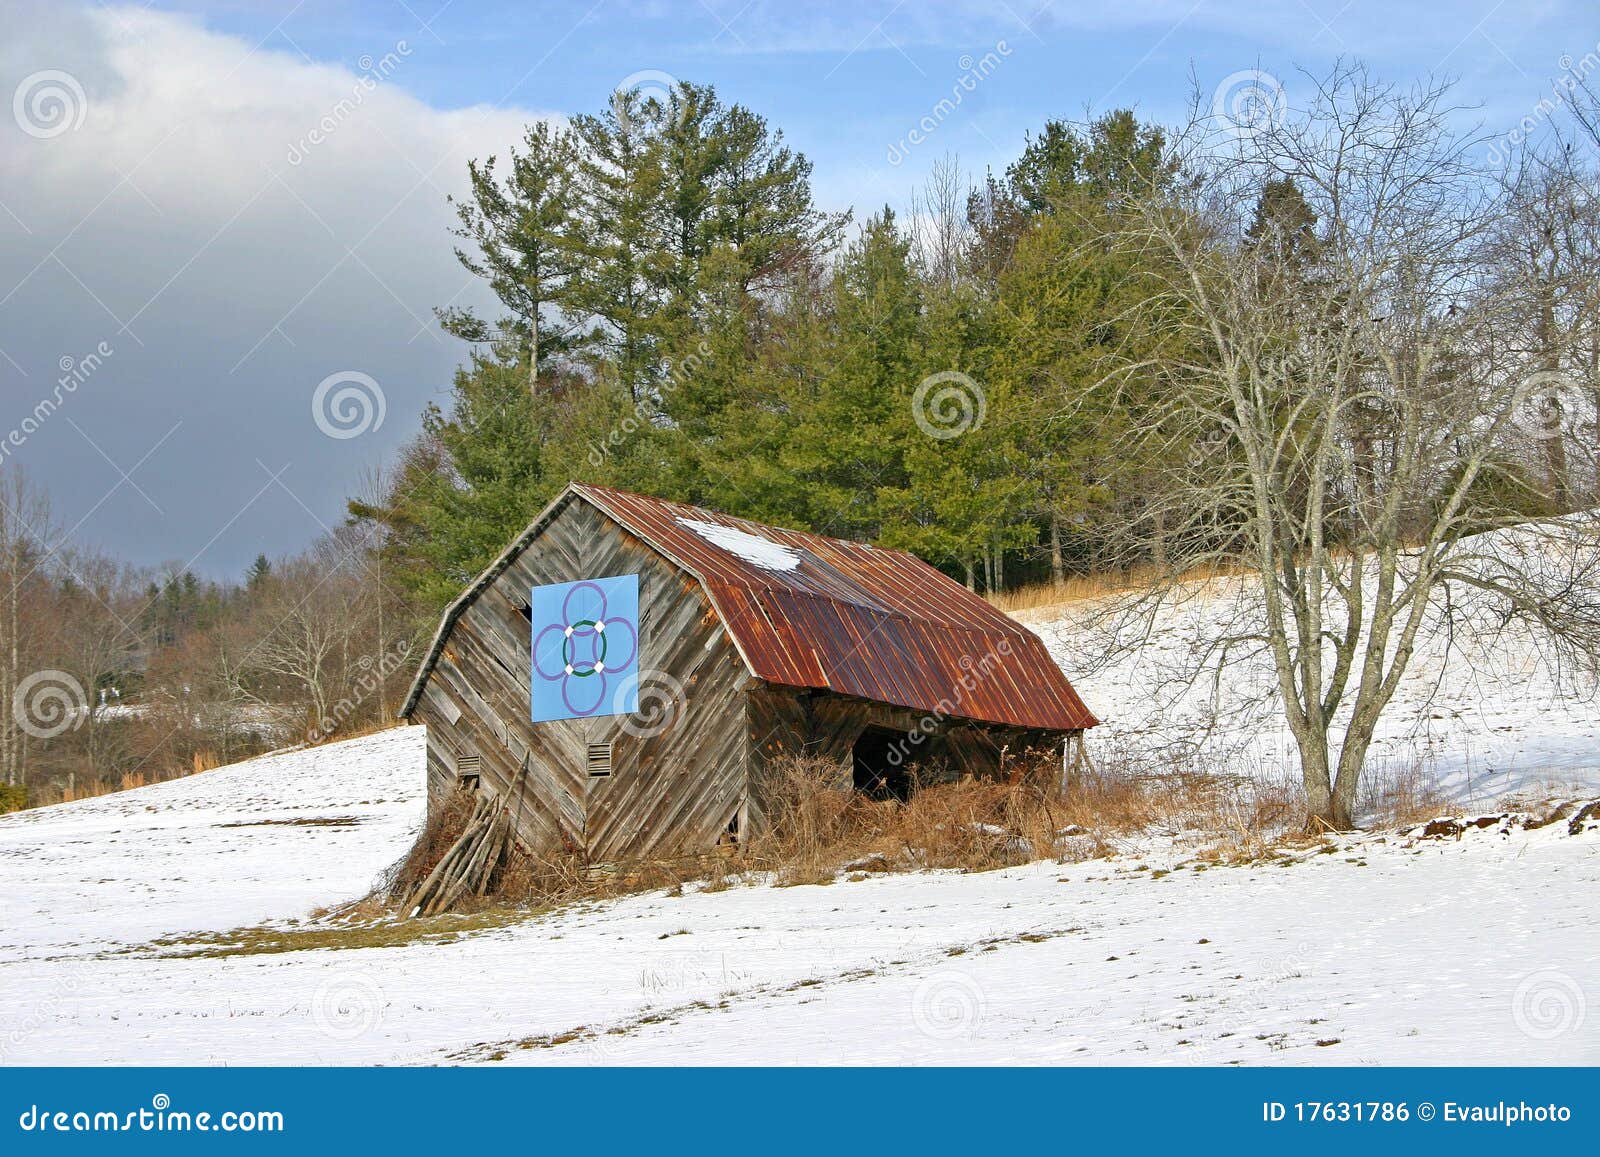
(0, 2), (550, 575)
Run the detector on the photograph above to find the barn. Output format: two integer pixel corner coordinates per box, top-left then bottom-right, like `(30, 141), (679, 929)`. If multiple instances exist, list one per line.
(398, 483), (1097, 865)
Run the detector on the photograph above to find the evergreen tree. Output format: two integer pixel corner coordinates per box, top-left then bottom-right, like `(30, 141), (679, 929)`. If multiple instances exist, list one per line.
(439, 120), (582, 391)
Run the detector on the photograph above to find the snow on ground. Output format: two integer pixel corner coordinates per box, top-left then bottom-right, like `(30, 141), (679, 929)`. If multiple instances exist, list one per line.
(5, 516), (1600, 1065)
(1, 725), (1595, 1065)
(1023, 527), (1600, 810)
(0, 727), (424, 961)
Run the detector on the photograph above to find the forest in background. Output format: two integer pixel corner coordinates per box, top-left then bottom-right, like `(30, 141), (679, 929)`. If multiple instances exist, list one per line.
(6, 63), (1600, 815)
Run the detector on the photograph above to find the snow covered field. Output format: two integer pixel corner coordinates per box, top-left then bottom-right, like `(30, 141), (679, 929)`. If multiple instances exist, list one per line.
(1025, 535), (1600, 809)
(6, 517), (1600, 1066)
(0, 727), (424, 963)
(1, 726), (1595, 1066)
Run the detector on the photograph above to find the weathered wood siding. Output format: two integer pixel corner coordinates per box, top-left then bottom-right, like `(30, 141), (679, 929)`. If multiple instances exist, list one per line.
(409, 498), (749, 863)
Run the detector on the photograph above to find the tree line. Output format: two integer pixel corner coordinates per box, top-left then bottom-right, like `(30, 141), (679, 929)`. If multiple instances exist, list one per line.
(0, 472), (405, 808)
(353, 72), (1600, 617)
(349, 65), (1600, 827)
(7, 62), (1600, 824)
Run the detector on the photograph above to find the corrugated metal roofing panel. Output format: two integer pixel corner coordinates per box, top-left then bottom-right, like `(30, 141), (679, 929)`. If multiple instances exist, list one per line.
(575, 484), (1097, 732)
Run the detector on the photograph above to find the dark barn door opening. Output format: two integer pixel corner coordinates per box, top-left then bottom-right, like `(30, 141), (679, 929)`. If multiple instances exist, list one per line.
(852, 726), (915, 802)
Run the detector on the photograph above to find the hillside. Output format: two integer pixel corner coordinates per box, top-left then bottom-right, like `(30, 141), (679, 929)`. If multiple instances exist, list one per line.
(0, 728), (424, 962)
(5, 516), (1600, 1065)
(1026, 522), (1600, 810)
(1, 725), (1594, 1065)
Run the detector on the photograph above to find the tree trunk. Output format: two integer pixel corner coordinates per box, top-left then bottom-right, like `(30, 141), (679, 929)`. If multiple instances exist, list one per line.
(1049, 513), (1065, 588)
(1294, 728), (1351, 830)
(1150, 508), (1168, 572)
(529, 307), (539, 398)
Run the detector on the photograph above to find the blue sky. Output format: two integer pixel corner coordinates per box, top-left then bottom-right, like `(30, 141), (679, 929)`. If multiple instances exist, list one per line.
(1, 0), (1595, 577)
(139, 0), (1595, 210)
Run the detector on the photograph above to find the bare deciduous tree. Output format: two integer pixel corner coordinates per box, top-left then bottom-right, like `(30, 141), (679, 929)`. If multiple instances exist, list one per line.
(0, 470), (54, 788)
(1489, 147), (1600, 505)
(1097, 64), (1600, 828)
(908, 153), (972, 291)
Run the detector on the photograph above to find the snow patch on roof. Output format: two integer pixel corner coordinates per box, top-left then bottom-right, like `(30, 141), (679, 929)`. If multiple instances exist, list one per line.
(676, 517), (802, 571)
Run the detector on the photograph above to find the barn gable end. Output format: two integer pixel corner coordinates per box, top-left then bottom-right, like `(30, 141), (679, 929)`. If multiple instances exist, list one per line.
(403, 492), (749, 862)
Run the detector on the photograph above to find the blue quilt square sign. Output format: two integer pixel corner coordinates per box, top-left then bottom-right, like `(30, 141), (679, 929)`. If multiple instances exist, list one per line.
(530, 575), (640, 722)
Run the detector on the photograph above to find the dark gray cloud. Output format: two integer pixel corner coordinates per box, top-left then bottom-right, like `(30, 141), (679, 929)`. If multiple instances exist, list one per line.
(0, 1), (540, 577)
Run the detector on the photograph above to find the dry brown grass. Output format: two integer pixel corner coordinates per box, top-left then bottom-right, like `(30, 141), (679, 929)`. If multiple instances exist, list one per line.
(44, 771), (152, 806)
(375, 749), (1309, 916)
(383, 788), (478, 904)
(986, 560), (1260, 615)
(1358, 757), (1449, 828)
(382, 786), (710, 914)
(743, 750), (1305, 879)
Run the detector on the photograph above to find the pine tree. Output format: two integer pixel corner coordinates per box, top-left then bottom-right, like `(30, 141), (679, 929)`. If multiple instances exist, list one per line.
(439, 121), (582, 393)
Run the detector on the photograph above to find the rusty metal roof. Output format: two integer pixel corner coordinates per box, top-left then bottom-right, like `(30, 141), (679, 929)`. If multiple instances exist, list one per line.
(401, 483), (1097, 732)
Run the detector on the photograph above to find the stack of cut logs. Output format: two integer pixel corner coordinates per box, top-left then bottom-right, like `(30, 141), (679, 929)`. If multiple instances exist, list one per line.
(403, 791), (512, 917)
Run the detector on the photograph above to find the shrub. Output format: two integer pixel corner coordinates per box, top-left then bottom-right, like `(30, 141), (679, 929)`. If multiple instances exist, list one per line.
(383, 788), (477, 903)
(378, 746), (1310, 915)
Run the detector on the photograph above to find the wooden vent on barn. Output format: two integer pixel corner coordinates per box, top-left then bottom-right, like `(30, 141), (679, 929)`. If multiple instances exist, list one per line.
(586, 742), (613, 778)
(456, 753), (482, 790)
